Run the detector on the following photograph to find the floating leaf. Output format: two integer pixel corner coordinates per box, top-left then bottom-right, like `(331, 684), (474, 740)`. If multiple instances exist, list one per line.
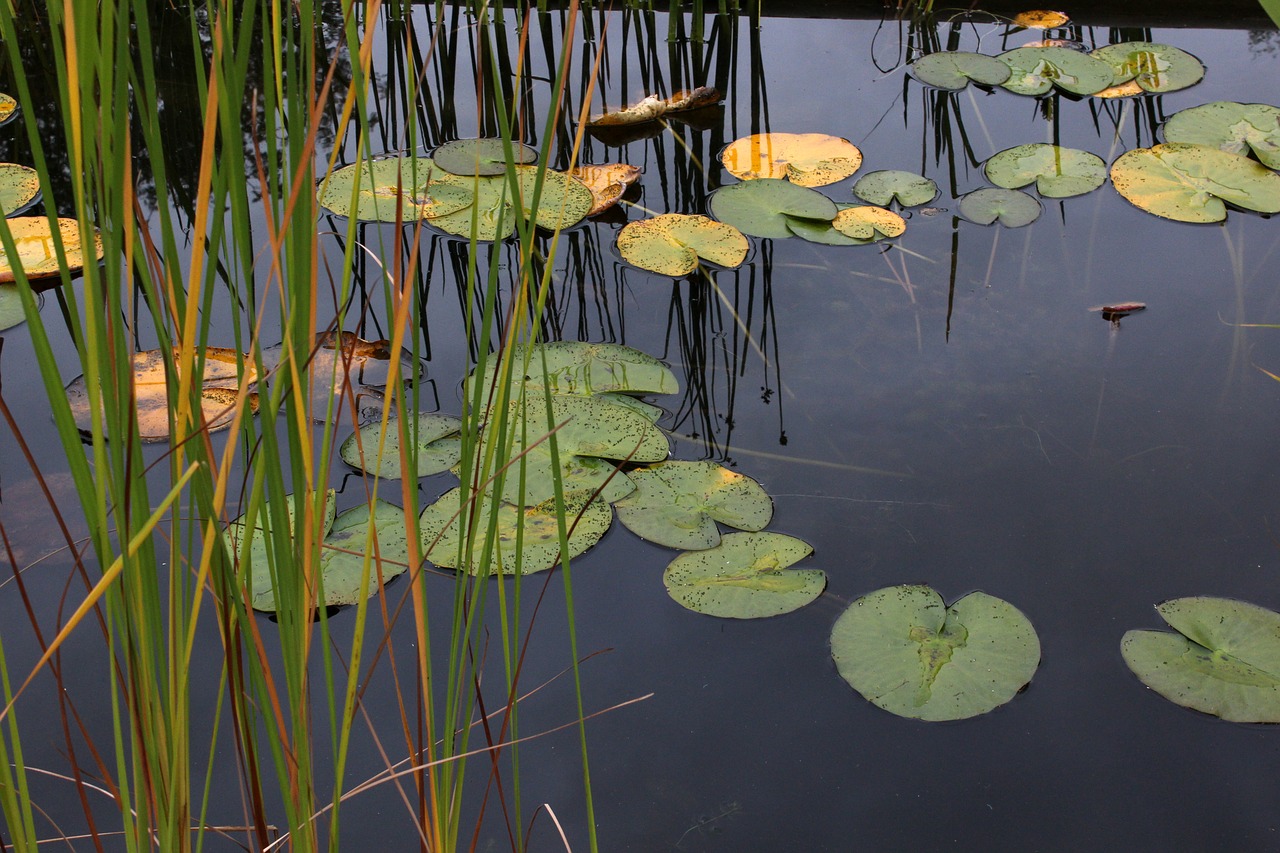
(1092, 41), (1203, 94)
(708, 179), (838, 239)
(0, 284), (33, 331)
(429, 166), (592, 241)
(0, 94), (17, 128)
(316, 156), (474, 222)
(340, 413), (462, 479)
(1110, 142), (1280, 223)
(225, 490), (337, 612)
(1122, 597), (1280, 723)
(1163, 102), (1280, 170)
(984, 144), (1106, 198)
(617, 213), (748, 276)
(1090, 301), (1146, 323)
(1093, 79), (1146, 99)
(596, 391), (664, 423)
(1011, 9), (1070, 28)
(469, 341), (679, 403)
(720, 133), (862, 187)
(998, 47), (1114, 96)
(420, 487), (612, 575)
(787, 204), (906, 246)
(663, 531), (822, 618)
(0, 217), (103, 285)
(259, 331), (421, 423)
(0, 164), (40, 216)
(908, 51), (1012, 91)
(570, 163), (642, 215)
(590, 87), (722, 126)
(831, 585), (1041, 721)
(432, 138), (538, 177)
(615, 461), (772, 550)
(315, 500), (411, 606)
(958, 188), (1042, 227)
(852, 170), (939, 207)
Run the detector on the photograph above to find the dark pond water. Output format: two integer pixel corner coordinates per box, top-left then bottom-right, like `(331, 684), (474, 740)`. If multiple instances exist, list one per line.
(4, 3), (1280, 851)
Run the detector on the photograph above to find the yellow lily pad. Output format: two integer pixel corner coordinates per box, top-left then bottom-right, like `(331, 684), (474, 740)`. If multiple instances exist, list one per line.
(1110, 142), (1280, 223)
(569, 163), (642, 215)
(0, 164), (40, 216)
(617, 213), (748, 276)
(0, 94), (17, 128)
(1011, 10), (1070, 28)
(720, 133), (863, 187)
(0, 217), (104, 285)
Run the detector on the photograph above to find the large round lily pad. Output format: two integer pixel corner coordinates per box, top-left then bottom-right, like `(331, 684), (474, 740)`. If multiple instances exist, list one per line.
(1122, 597), (1280, 723)
(0, 164), (40, 216)
(1162, 102), (1280, 170)
(852, 170), (939, 207)
(316, 500), (411, 606)
(432, 138), (538, 177)
(429, 166), (592, 242)
(958, 187), (1042, 227)
(316, 156), (474, 222)
(615, 461), (773, 550)
(1110, 142), (1280, 223)
(831, 585), (1041, 721)
(259, 331), (421, 423)
(708, 179), (839, 239)
(1091, 41), (1203, 94)
(663, 531), (822, 618)
(984, 144), (1107, 198)
(998, 47), (1114, 96)
(225, 490), (337, 612)
(469, 341), (679, 403)
(617, 213), (748, 276)
(340, 413), (462, 479)
(420, 487), (612, 576)
(907, 51), (1012, 91)
(720, 133), (863, 187)
(786, 204), (906, 246)
(0, 217), (103, 285)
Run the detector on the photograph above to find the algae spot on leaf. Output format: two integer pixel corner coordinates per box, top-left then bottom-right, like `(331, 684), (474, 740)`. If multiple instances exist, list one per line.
(852, 170), (939, 208)
(720, 133), (863, 187)
(958, 187), (1042, 227)
(617, 213), (748, 276)
(1110, 142), (1280, 223)
(614, 460), (773, 550)
(432, 137), (538, 177)
(1122, 596), (1280, 723)
(998, 46), (1114, 96)
(708, 178), (838, 239)
(1162, 102), (1280, 170)
(1091, 41), (1203, 94)
(830, 585), (1041, 721)
(0, 217), (104, 286)
(984, 144), (1107, 198)
(340, 413), (463, 480)
(907, 51), (1012, 91)
(0, 164), (41, 216)
(663, 531), (822, 618)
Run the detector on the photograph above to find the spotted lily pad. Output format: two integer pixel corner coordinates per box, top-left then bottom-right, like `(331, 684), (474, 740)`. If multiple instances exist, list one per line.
(998, 47), (1115, 96)
(340, 413), (462, 479)
(709, 179), (839, 239)
(984, 144), (1106, 198)
(0, 164), (40, 216)
(908, 51), (1012, 91)
(1011, 9), (1070, 28)
(469, 341), (679, 403)
(0, 217), (103, 285)
(852, 170), (939, 207)
(1122, 597), (1280, 723)
(316, 156), (474, 222)
(617, 213), (748, 276)
(570, 163), (642, 215)
(0, 284), (33, 330)
(1110, 143), (1280, 223)
(420, 487), (611, 575)
(0, 94), (17, 128)
(1091, 41), (1203, 94)
(429, 166), (592, 242)
(432, 138), (538, 177)
(663, 531), (822, 618)
(615, 461), (772, 550)
(958, 187), (1042, 227)
(786, 204), (906, 246)
(720, 133), (863, 187)
(259, 331), (421, 423)
(1163, 102), (1280, 170)
(315, 500), (411, 606)
(225, 490), (337, 612)
(831, 585), (1041, 721)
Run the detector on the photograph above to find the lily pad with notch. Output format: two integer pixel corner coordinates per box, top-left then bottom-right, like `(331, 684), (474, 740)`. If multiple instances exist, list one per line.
(958, 188), (1042, 227)
(429, 166), (593, 242)
(1122, 596), (1280, 722)
(316, 155), (474, 222)
(432, 138), (538, 177)
(615, 460), (773, 550)
(1162, 102), (1280, 170)
(1110, 142), (1280, 223)
(907, 51), (1012, 91)
(831, 584), (1041, 721)
(663, 531), (823, 618)
(786, 204), (906, 246)
(570, 163), (642, 215)
(0, 217), (104, 286)
(340, 413), (462, 479)
(316, 500), (412, 607)
(720, 133), (863, 187)
(997, 46), (1115, 96)
(709, 179), (839, 239)
(468, 340), (679, 403)
(617, 213), (748, 276)
(984, 144), (1107, 198)
(853, 170), (939, 208)
(225, 490), (337, 612)
(1091, 41), (1203, 94)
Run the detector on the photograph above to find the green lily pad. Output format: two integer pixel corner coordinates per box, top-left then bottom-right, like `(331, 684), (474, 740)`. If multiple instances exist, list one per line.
(315, 500), (411, 606)
(720, 133), (862, 187)
(1091, 41), (1203, 94)
(984, 144), (1107, 198)
(1110, 142), (1280, 223)
(616, 213), (748, 276)
(595, 391), (664, 423)
(469, 341), (679, 404)
(340, 413), (462, 479)
(998, 47), (1115, 96)
(708, 179), (839, 239)
(852, 170), (939, 207)
(786, 204), (906, 246)
(432, 137), (538, 177)
(259, 331), (421, 423)
(419, 487), (612, 576)
(430, 166), (592, 242)
(1163, 102), (1280, 170)
(831, 585), (1041, 721)
(615, 461), (773, 550)
(663, 531), (822, 618)
(0, 284), (33, 330)
(0, 164), (40, 216)
(0, 217), (104, 285)
(316, 156), (474, 222)
(0, 94), (17, 128)
(225, 490), (337, 612)
(907, 51), (1012, 91)
(1122, 597), (1280, 723)
(958, 187), (1042, 227)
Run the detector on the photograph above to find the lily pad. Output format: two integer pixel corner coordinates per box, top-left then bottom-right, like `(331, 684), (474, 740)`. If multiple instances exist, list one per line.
(259, 331), (421, 423)
(1110, 142), (1280, 223)
(998, 47), (1115, 96)
(340, 413), (462, 479)
(831, 585), (1041, 721)
(617, 213), (748, 276)
(1162, 102), (1280, 170)
(1091, 41), (1203, 94)
(958, 188), (1042, 227)
(316, 156), (474, 222)
(420, 487), (612, 576)
(0, 217), (103, 285)
(0, 284), (33, 330)
(787, 204), (906, 246)
(984, 144), (1107, 198)
(0, 94), (17, 128)
(852, 170), (939, 207)
(66, 346), (257, 442)
(225, 490), (337, 612)
(1011, 10), (1070, 28)
(1122, 597), (1280, 723)
(596, 391), (664, 423)
(429, 166), (592, 242)
(315, 500), (411, 606)
(0, 164), (40, 216)
(570, 163), (642, 215)
(720, 133), (863, 187)
(469, 341), (679, 403)
(708, 179), (839, 239)
(663, 531), (822, 618)
(908, 51), (1012, 91)
(432, 138), (538, 177)
(615, 461), (773, 550)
